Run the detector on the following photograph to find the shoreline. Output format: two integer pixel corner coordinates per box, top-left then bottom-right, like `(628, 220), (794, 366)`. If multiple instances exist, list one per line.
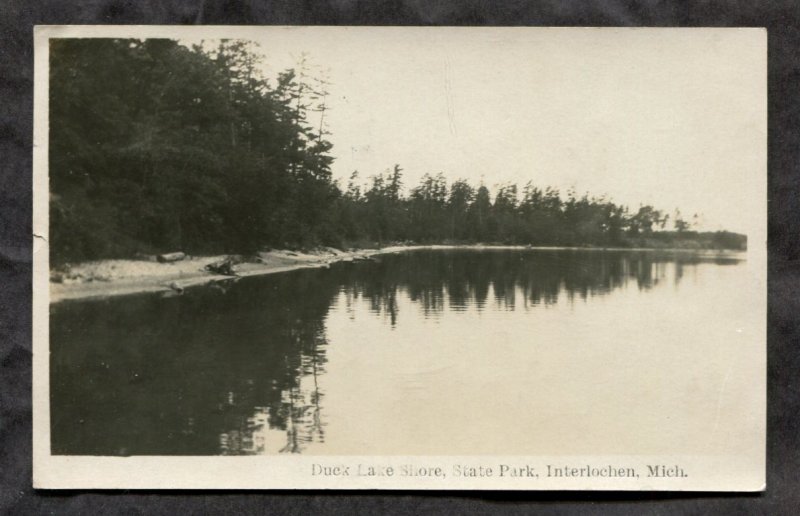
(49, 244), (746, 304)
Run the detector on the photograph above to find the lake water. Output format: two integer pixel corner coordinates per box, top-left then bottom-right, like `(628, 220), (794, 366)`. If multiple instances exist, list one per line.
(50, 249), (753, 456)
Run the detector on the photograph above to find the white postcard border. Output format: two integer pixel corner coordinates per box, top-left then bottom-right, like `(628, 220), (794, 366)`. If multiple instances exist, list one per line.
(32, 25), (767, 491)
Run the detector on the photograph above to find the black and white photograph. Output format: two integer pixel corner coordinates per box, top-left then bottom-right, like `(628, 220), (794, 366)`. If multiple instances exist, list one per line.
(32, 26), (766, 490)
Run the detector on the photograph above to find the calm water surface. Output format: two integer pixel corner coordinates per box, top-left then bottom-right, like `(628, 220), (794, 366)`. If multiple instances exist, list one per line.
(50, 249), (752, 456)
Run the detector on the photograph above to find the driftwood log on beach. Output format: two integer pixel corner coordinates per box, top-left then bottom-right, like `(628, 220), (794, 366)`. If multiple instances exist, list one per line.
(205, 257), (237, 276)
(157, 252), (186, 263)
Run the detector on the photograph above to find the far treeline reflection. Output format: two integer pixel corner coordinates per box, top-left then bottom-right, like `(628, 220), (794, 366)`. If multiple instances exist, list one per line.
(50, 250), (743, 456)
(49, 38), (745, 265)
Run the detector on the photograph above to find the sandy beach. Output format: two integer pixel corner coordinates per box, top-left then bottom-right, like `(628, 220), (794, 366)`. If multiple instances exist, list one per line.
(50, 247), (377, 303)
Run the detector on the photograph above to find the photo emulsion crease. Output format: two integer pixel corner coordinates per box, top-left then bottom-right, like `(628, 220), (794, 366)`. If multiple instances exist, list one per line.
(32, 26), (766, 490)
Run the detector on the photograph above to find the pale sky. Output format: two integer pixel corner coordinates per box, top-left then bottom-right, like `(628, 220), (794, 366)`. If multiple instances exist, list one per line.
(200, 27), (766, 235)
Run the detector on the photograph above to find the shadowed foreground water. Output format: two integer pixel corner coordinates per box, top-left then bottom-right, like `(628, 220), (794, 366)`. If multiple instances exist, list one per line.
(50, 249), (751, 456)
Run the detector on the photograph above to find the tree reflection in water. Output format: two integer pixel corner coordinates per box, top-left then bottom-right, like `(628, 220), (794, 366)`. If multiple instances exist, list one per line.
(50, 249), (743, 455)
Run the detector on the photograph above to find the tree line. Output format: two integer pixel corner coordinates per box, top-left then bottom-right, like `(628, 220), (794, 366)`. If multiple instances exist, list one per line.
(332, 166), (743, 249)
(49, 39), (745, 264)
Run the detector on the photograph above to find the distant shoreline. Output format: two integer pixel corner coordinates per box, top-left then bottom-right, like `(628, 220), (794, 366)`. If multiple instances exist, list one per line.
(49, 244), (746, 304)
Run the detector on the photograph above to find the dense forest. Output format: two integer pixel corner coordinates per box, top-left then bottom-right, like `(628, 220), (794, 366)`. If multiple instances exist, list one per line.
(49, 38), (745, 264)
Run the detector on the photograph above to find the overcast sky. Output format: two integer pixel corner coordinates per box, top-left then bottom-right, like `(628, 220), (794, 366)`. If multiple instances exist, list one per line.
(204, 27), (766, 234)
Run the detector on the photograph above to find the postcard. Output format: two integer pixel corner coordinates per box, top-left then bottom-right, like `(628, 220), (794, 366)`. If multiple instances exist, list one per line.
(33, 25), (766, 490)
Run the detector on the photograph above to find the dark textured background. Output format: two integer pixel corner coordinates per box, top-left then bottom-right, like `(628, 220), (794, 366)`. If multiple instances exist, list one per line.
(2, 1), (798, 513)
